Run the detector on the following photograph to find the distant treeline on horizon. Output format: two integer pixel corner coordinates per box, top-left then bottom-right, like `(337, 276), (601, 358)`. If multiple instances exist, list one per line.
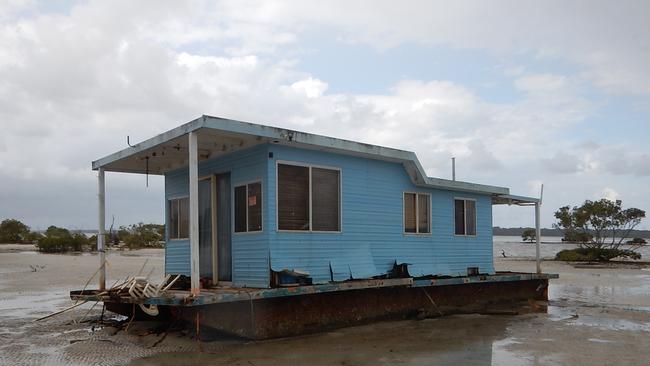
(493, 226), (650, 238)
(30, 227), (650, 239)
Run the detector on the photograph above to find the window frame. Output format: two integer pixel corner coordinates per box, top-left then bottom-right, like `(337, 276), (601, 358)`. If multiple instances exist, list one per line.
(453, 197), (477, 237)
(275, 160), (342, 233)
(403, 191), (431, 235)
(233, 180), (263, 234)
(168, 196), (189, 241)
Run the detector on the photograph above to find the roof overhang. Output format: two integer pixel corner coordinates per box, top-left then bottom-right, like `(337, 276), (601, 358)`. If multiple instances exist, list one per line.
(93, 115), (510, 195)
(492, 194), (540, 206)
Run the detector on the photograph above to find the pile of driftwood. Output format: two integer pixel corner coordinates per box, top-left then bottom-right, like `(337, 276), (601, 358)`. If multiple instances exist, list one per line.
(35, 260), (180, 322)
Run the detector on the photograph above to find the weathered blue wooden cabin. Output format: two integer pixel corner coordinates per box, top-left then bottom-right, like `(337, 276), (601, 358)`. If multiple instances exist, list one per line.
(75, 115), (555, 338)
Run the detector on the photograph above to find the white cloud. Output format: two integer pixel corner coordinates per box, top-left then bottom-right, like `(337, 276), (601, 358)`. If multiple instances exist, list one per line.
(514, 74), (568, 94)
(601, 187), (620, 202)
(542, 144), (650, 177)
(289, 77), (328, 98)
(0, 1), (648, 230)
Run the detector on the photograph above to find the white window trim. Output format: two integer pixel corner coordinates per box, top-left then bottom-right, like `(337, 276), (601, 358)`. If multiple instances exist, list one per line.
(168, 195), (189, 241)
(453, 197), (477, 237)
(275, 160), (342, 233)
(233, 180), (263, 234)
(403, 191), (432, 236)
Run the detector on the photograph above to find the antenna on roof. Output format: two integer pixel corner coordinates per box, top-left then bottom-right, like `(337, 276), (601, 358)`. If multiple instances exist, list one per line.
(539, 183), (544, 205)
(127, 136), (137, 147)
(451, 157), (456, 181)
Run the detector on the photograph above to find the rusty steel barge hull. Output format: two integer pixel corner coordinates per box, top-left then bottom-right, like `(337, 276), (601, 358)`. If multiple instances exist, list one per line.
(71, 272), (557, 339)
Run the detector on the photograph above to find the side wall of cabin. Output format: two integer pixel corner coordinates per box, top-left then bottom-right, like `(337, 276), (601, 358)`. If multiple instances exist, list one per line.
(164, 142), (495, 288)
(266, 144), (494, 284)
(164, 144), (270, 288)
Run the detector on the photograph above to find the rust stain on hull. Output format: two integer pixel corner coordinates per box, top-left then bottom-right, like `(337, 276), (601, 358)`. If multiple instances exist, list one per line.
(170, 279), (549, 339)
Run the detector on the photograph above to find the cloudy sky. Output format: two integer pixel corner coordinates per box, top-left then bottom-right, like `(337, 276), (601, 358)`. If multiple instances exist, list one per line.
(1, 0), (649, 231)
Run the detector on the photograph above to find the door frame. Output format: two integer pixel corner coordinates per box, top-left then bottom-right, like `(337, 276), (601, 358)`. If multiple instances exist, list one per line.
(212, 171), (234, 286)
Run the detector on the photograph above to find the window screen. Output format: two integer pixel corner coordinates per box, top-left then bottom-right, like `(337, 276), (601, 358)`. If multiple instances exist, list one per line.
(454, 199), (476, 236)
(278, 164), (310, 230)
(169, 197), (189, 239)
(248, 182), (262, 231)
(404, 193), (416, 233)
(404, 193), (429, 234)
(465, 200), (476, 235)
(234, 182), (263, 233)
(454, 199), (465, 235)
(417, 194), (430, 234)
(277, 163), (340, 232)
(169, 199), (179, 239)
(178, 197), (189, 238)
(234, 186), (247, 233)
(312, 168), (340, 231)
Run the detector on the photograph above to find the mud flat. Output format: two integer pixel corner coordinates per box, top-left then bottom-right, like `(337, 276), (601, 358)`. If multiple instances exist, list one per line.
(1, 246), (650, 365)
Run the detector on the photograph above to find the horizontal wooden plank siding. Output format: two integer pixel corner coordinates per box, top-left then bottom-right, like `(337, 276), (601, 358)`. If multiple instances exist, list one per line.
(164, 144), (269, 288)
(267, 145), (495, 284)
(165, 142), (496, 288)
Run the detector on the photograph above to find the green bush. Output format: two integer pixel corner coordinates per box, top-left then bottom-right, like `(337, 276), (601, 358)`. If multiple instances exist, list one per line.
(555, 247), (641, 262)
(36, 226), (90, 253)
(521, 228), (536, 243)
(0, 218), (30, 243)
(118, 223), (164, 249)
(561, 230), (592, 243)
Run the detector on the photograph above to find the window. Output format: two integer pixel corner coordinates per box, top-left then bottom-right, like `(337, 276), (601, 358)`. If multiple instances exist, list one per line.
(277, 163), (340, 231)
(404, 193), (430, 234)
(169, 197), (189, 239)
(234, 182), (262, 233)
(454, 198), (476, 236)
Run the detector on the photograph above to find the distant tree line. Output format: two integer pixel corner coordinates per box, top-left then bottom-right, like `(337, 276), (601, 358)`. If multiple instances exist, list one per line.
(0, 218), (164, 253)
(493, 226), (650, 238)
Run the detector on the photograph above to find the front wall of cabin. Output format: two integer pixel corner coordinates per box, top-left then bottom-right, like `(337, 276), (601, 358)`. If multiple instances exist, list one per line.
(164, 144), (270, 288)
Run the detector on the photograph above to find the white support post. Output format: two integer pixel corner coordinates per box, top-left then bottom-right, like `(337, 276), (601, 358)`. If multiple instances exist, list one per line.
(97, 167), (106, 291)
(189, 132), (200, 295)
(535, 202), (541, 274)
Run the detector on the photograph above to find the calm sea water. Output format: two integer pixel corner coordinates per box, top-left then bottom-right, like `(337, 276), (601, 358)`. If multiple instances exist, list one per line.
(493, 235), (650, 260)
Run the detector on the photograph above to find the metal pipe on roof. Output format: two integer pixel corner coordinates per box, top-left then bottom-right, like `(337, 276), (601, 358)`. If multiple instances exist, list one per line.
(452, 157), (456, 181)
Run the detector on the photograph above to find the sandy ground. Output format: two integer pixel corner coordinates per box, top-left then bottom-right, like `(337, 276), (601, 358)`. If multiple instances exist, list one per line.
(1, 247), (650, 365)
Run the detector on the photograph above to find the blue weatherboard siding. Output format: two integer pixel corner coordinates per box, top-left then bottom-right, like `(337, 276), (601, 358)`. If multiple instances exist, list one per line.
(164, 144), (269, 288)
(267, 144), (494, 284)
(165, 142), (495, 288)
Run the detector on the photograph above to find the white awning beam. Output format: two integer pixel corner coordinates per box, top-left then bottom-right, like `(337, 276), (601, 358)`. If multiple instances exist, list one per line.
(189, 132), (200, 295)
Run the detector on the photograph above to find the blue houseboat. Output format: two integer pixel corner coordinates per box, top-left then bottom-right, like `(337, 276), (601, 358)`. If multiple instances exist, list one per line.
(73, 115), (555, 338)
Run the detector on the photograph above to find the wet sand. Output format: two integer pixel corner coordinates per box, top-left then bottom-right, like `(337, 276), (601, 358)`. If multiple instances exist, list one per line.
(1, 247), (650, 365)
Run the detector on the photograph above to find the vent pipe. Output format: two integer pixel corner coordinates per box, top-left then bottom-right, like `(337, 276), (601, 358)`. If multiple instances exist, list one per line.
(451, 157), (456, 181)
